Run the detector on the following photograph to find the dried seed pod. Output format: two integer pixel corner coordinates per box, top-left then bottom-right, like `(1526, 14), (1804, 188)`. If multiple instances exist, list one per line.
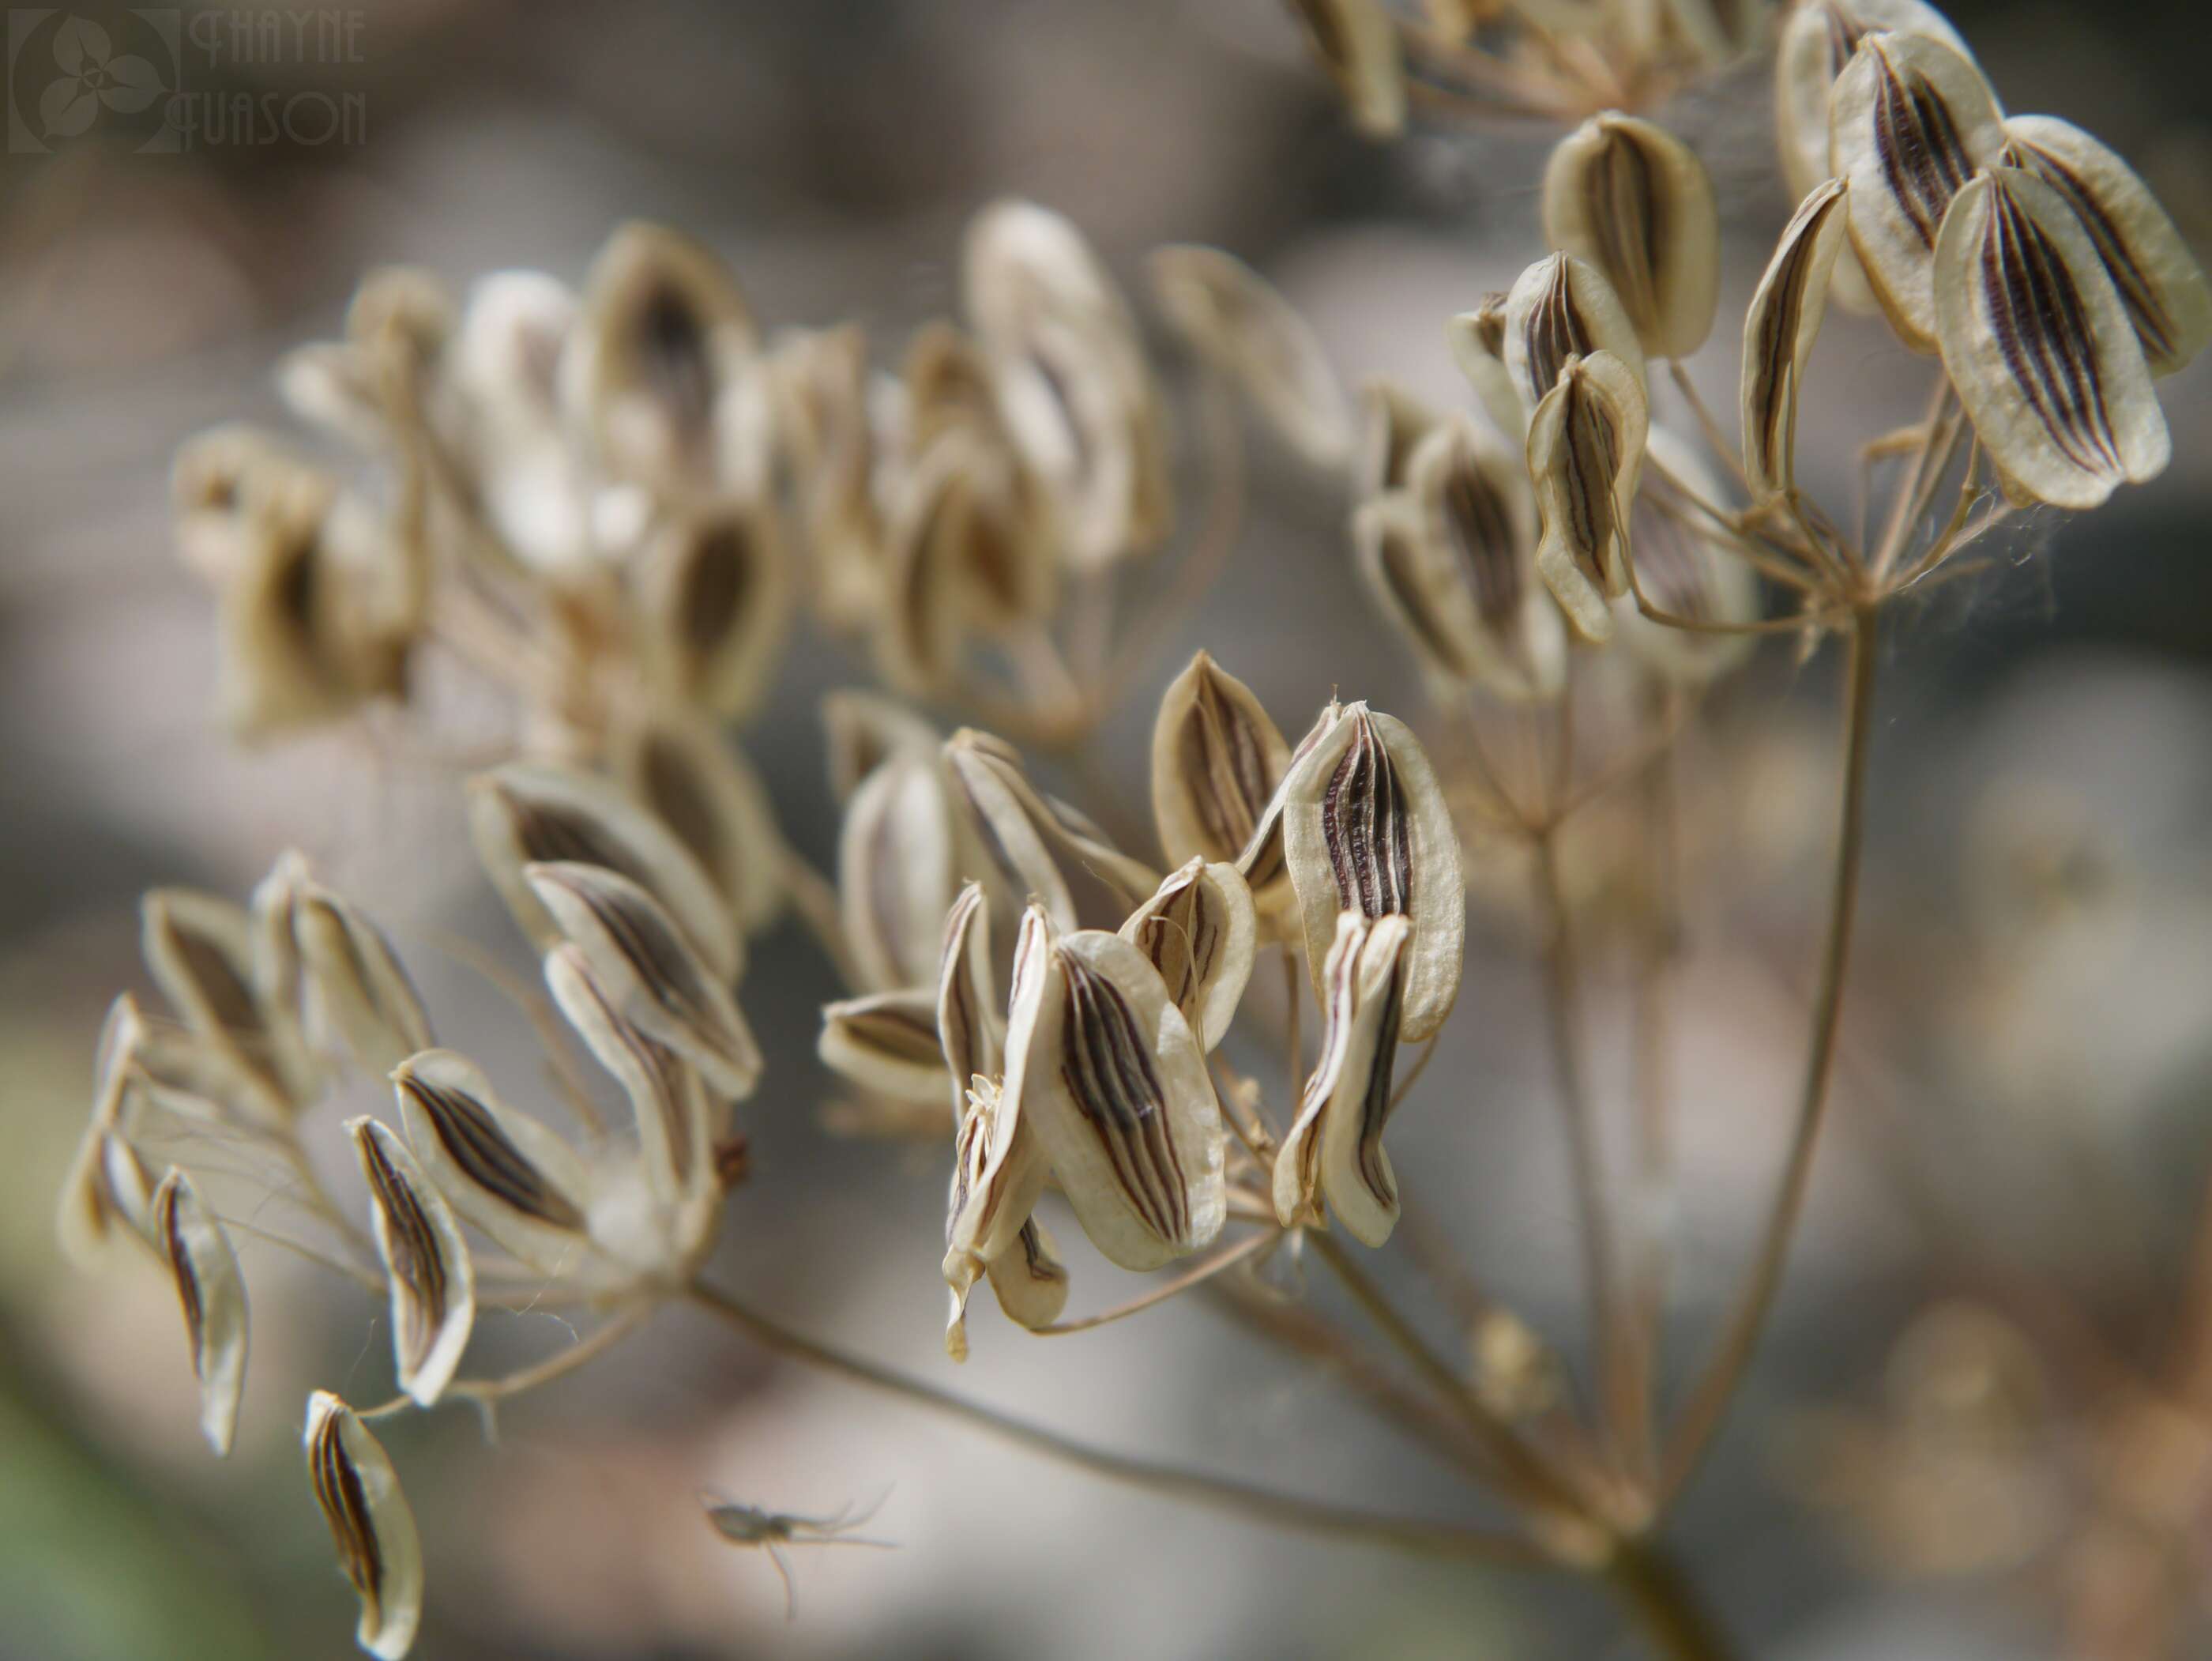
(942, 1072), (1055, 1360)
(276, 341), (386, 449)
(2000, 115), (2212, 379)
(1355, 380), (1443, 499)
(346, 265), (453, 375)
(615, 714), (787, 940)
(1273, 701), (1465, 1042)
(942, 729), (1161, 932)
(1119, 858), (1258, 1051)
(1354, 493), (1481, 702)
(564, 222), (757, 491)
(1615, 428), (1760, 682)
(468, 761), (741, 985)
(1741, 177), (1853, 500)
(985, 1215), (1071, 1335)
(1503, 253), (1648, 415)
(392, 1050), (592, 1279)
(1541, 112), (1721, 360)
(771, 324), (885, 631)
(818, 989), (950, 1105)
(1406, 417), (1565, 702)
(838, 751), (956, 992)
(1828, 31), (2006, 350)
(292, 880), (435, 1079)
(1933, 168), (2169, 510)
(1146, 244), (1352, 468)
(1446, 295), (1529, 443)
(1150, 652), (1293, 910)
(525, 862), (762, 1099)
(544, 944), (717, 1230)
(1775, 0), (1969, 204)
(1273, 912), (1411, 1245)
(824, 690), (942, 803)
(141, 887), (306, 1123)
(58, 995), (158, 1266)
(1281, 0), (1405, 137)
(304, 1390), (423, 1661)
(1528, 350), (1650, 644)
(152, 1169), (249, 1456)
(1004, 910), (1227, 1272)
(349, 1117), (475, 1408)
(171, 424), (311, 586)
(634, 499), (794, 724)
(935, 882), (1003, 1121)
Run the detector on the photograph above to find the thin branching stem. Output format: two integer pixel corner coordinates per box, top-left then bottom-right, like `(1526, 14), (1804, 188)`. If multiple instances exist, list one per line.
(1036, 1230), (1277, 1335)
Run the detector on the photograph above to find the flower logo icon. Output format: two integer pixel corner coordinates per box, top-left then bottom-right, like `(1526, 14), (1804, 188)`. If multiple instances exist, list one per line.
(37, 15), (164, 139)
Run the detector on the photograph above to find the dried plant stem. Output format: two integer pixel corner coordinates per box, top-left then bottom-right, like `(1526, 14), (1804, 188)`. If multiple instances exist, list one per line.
(682, 1277), (1545, 1565)
(781, 849), (860, 990)
(1660, 605), (1879, 1503)
(1605, 1541), (1740, 1661)
(1530, 826), (1633, 1476)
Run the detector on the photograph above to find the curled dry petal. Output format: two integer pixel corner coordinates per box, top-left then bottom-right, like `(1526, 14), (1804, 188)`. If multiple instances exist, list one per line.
(936, 882), (1003, 1121)
(392, 1049), (592, 1278)
(1275, 702), (1464, 1042)
(1742, 177), (1853, 500)
(153, 1169), (248, 1456)
(1542, 112), (1721, 360)
(838, 751), (956, 992)
(1405, 417), (1564, 703)
(2000, 115), (2212, 379)
(1528, 350), (1650, 644)
(544, 944), (718, 1250)
(1933, 168), (2169, 510)
(615, 713), (787, 940)
(141, 887), (305, 1124)
(292, 881), (436, 1079)
(1006, 913), (1227, 1272)
(1775, 0), (1970, 205)
(819, 989), (950, 1105)
(943, 729), (1160, 932)
(1119, 858), (1258, 1052)
(468, 760), (742, 985)
(1147, 244), (1352, 468)
(1355, 380), (1443, 500)
(305, 1390), (423, 1661)
(1281, 0), (1405, 137)
(1272, 912), (1411, 1245)
(525, 862), (762, 1098)
(349, 1117), (475, 1407)
(1615, 428), (1761, 682)
(1446, 295), (1529, 444)
(1503, 253), (1647, 416)
(1829, 31), (2005, 350)
(634, 500), (794, 724)
(1149, 652), (1293, 912)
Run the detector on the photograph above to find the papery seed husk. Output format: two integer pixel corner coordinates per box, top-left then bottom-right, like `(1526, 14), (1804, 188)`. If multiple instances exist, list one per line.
(142, 888), (303, 1124)
(942, 1045), (1052, 1358)
(1542, 112), (1721, 360)
(1146, 245), (1352, 469)
(1150, 652), (1294, 913)
(986, 1215), (1071, 1331)
(1503, 253), (1648, 416)
(305, 1390), (423, 1661)
(171, 424), (308, 586)
(1119, 858), (1258, 1053)
(838, 751), (956, 993)
(349, 1117), (475, 1407)
(615, 713), (787, 940)
(823, 690), (942, 804)
(543, 943), (719, 1232)
(1615, 427), (1761, 680)
(635, 500), (793, 724)
(526, 862), (762, 1098)
(468, 761), (743, 985)
(1775, 0), (1970, 205)
(1829, 31), (2006, 351)
(58, 994), (152, 1266)
(1446, 296), (1529, 444)
(1352, 492), (1490, 702)
(392, 1049), (592, 1278)
(153, 1169), (249, 1456)
(819, 989), (951, 1105)
(1355, 381), (1443, 500)
(1934, 168), (2169, 511)
(1010, 919), (1227, 1272)
(2000, 115), (2212, 379)
(936, 883), (1003, 1121)
(1277, 702), (1465, 1042)
(873, 436), (981, 698)
(1281, 0), (1406, 137)
(1405, 418), (1564, 703)
(943, 729), (1161, 932)
(1741, 176), (1853, 500)
(1529, 349), (1650, 645)
(294, 883), (436, 1079)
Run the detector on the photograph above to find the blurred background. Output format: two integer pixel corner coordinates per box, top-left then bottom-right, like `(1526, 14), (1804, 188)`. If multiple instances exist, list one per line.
(5, 2), (2212, 1657)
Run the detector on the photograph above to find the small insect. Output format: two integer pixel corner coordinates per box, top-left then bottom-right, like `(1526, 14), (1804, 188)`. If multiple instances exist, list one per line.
(701, 1491), (897, 1618)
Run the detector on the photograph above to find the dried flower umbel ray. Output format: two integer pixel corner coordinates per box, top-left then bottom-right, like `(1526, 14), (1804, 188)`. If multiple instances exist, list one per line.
(67, 6), (2211, 1654)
